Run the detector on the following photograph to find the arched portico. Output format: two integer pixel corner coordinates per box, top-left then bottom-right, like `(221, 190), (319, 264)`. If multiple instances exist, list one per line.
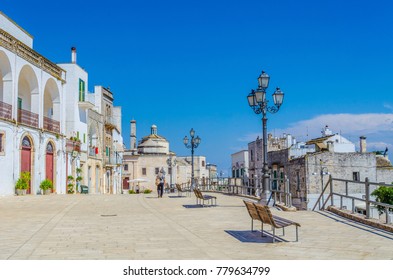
(0, 51), (12, 120)
(43, 78), (60, 133)
(17, 65), (39, 127)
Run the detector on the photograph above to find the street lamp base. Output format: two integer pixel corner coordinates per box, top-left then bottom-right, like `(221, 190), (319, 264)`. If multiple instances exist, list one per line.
(258, 192), (273, 206)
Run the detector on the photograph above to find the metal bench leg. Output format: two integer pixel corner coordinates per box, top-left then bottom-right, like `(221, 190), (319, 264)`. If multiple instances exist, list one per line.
(296, 226), (298, 242)
(283, 227), (285, 236)
(261, 222), (265, 237)
(272, 228), (275, 243)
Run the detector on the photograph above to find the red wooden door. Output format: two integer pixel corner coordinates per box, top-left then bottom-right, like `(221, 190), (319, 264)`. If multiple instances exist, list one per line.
(123, 177), (129, 190)
(21, 137), (32, 194)
(46, 143), (54, 182)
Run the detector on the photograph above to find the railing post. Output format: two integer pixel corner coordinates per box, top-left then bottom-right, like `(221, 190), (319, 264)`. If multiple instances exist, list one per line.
(365, 177), (370, 219)
(329, 175), (334, 208)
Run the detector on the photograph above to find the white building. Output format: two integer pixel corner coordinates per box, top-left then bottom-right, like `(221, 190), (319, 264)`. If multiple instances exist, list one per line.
(231, 150), (249, 179)
(0, 12), (67, 195)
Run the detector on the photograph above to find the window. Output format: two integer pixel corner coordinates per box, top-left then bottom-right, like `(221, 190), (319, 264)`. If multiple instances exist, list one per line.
(202, 160), (205, 167)
(142, 168), (147, 175)
(353, 172), (360, 182)
(18, 98), (22, 109)
(250, 150), (254, 161)
(79, 79), (85, 101)
(124, 164), (128, 171)
(155, 168), (159, 175)
(168, 167), (172, 175)
(0, 132), (4, 155)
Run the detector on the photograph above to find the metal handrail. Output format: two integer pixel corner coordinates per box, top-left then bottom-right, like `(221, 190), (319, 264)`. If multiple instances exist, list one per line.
(313, 176), (393, 224)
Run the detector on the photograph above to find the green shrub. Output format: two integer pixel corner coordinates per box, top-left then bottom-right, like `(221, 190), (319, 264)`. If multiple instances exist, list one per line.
(39, 179), (53, 190)
(143, 189), (152, 194)
(15, 172), (30, 190)
(129, 190), (136, 194)
(371, 185), (393, 215)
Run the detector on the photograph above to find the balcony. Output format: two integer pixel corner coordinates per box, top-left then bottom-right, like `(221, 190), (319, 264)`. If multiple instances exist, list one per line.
(104, 116), (117, 130)
(18, 108), (38, 128)
(105, 155), (120, 166)
(66, 139), (81, 153)
(43, 116), (60, 134)
(0, 101), (12, 120)
(89, 147), (99, 157)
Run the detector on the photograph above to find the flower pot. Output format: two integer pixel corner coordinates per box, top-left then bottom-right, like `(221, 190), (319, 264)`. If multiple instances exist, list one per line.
(16, 189), (26, 196)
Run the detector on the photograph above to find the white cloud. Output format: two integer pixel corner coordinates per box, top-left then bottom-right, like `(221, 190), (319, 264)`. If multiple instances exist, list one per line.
(384, 103), (393, 112)
(239, 113), (393, 152)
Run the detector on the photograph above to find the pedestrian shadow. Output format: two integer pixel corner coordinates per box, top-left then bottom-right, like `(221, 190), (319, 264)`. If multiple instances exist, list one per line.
(168, 195), (187, 198)
(225, 230), (285, 243)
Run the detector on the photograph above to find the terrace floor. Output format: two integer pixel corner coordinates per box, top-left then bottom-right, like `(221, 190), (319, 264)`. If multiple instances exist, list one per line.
(0, 192), (392, 260)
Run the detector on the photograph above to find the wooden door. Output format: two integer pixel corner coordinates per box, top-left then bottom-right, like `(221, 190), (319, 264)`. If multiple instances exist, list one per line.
(21, 137), (32, 194)
(46, 143), (54, 192)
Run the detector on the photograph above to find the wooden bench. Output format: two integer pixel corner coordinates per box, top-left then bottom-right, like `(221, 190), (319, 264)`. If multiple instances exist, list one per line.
(176, 184), (191, 197)
(243, 200), (264, 232)
(194, 189), (217, 206)
(244, 201), (300, 242)
(80, 185), (88, 194)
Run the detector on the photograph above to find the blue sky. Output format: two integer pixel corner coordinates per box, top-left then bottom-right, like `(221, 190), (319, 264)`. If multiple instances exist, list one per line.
(2, 0), (393, 173)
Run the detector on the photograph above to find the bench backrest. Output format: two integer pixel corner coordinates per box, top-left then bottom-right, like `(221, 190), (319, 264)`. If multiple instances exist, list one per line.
(254, 204), (276, 226)
(194, 189), (204, 199)
(243, 200), (260, 221)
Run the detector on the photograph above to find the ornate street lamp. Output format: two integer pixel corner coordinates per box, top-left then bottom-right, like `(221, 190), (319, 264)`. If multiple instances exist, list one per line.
(247, 71), (284, 203)
(166, 155), (177, 190)
(183, 128), (201, 190)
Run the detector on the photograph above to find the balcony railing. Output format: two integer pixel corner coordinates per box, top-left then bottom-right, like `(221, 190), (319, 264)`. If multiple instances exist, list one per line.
(18, 108), (38, 128)
(66, 139), (81, 153)
(43, 116), (60, 134)
(0, 101), (12, 120)
(105, 155), (120, 166)
(104, 115), (117, 130)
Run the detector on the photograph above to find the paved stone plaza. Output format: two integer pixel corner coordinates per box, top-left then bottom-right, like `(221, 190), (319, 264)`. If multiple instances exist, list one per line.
(0, 192), (392, 260)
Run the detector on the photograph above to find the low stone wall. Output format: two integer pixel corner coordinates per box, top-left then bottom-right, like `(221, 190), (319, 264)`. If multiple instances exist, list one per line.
(327, 206), (393, 233)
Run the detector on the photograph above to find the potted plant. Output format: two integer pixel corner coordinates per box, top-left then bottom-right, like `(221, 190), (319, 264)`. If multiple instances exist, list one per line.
(40, 179), (53, 195)
(15, 171), (30, 195)
(371, 184), (393, 222)
(67, 175), (75, 194)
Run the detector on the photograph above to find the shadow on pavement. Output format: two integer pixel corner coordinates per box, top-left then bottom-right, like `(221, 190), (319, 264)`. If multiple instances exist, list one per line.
(225, 230), (286, 243)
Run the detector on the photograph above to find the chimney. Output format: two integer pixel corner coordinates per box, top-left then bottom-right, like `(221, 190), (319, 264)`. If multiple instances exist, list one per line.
(327, 141), (334, 152)
(360, 136), (367, 153)
(130, 120), (136, 150)
(71, 47), (77, 63)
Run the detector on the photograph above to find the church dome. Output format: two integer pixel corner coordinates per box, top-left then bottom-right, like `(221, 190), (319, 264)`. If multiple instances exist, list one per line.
(138, 125), (169, 154)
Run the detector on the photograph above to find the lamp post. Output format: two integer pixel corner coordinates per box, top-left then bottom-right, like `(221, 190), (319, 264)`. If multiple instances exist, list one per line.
(247, 71), (284, 203)
(166, 155), (177, 191)
(183, 128), (201, 190)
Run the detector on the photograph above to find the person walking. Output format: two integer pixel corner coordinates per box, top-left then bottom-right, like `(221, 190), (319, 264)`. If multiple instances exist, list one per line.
(156, 168), (166, 198)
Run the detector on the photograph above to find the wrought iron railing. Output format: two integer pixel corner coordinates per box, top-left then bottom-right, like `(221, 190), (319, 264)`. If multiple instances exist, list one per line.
(43, 116), (60, 133)
(0, 100), (12, 120)
(18, 108), (38, 127)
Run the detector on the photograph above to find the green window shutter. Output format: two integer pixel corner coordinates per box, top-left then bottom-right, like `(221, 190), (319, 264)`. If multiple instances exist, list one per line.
(83, 133), (86, 143)
(79, 79), (85, 102)
(18, 98), (22, 109)
(77, 131), (80, 140)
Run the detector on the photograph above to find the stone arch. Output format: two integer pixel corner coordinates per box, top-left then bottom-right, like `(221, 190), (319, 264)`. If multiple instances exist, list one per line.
(43, 78), (60, 121)
(0, 50), (13, 106)
(17, 65), (39, 120)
